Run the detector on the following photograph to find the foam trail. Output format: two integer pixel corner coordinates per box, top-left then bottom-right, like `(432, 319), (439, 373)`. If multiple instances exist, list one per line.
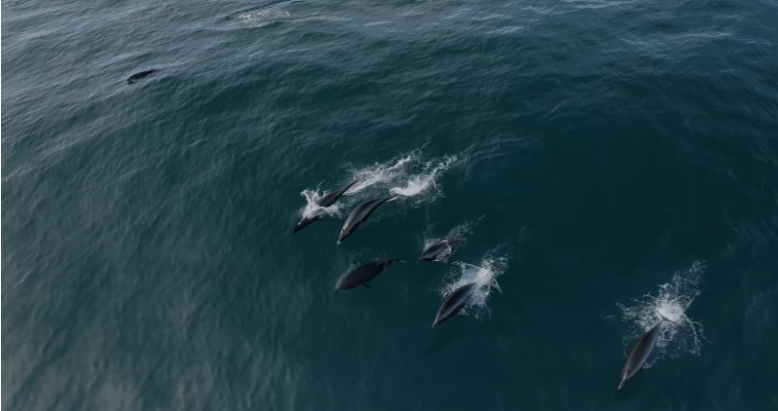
(390, 155), (457, 198)
(439, 252), (508, 320)
(348, 153), (417, 194)
(618, 260), (707, 361)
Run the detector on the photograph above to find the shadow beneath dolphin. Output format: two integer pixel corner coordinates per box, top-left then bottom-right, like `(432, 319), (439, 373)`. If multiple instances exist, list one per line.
(425, 315), (522, 356)
(426, 319), (468, 355)
(612, 372), (642, 403)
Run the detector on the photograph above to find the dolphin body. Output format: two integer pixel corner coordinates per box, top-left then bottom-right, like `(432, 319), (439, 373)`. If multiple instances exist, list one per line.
(618, 316), (675, 390)
(294, 180), (357, 234)
(335, 259), (404, 291)
(127, 69), (159, 84)
(432, 282), (478, 328)
(418, 238), (461, 263)
(338, 196), (394, 243)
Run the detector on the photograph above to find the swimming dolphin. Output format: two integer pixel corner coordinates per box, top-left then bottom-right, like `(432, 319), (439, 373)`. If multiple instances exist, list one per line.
(432, 282), (478, 328)
(418, 237), (461, 262)
(294, 180), (357, 234)
(618, 315), (676, 390)
(127, 69), (159, 84)
(338, 196), (394, 243)
(335, 259), (404, 291)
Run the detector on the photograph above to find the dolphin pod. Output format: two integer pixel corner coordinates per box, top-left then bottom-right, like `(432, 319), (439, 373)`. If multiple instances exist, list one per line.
(335, 259), (404, 291)
(418, 237), (461, 263)
(294, 179), (357, 234)
(294, 173), (690, 392)
(338, 196), (394, 243)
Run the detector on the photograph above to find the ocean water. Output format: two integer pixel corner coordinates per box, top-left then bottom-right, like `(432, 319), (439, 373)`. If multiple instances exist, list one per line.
(3, 0), (778, 410)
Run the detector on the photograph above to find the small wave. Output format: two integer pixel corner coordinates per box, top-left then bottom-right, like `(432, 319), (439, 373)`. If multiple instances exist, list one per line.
(618, 260), (707, 360)
(438, 251), (508, 320)
(237, 7), (291, 28)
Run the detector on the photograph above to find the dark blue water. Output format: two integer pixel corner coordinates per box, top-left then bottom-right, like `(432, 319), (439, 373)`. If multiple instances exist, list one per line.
(3, 1), (778, 410)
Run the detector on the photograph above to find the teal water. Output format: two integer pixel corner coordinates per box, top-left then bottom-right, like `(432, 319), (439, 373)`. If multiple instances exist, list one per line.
(3, 0), (778, 410)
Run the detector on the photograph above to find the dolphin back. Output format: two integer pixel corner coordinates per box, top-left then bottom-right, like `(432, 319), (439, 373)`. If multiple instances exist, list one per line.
(318, 180), (358, 207)
(339, 196), (394, 242)
(433, 282), (477, 327)
(419, 238), (457, 262)
(620, 321), (664, 389)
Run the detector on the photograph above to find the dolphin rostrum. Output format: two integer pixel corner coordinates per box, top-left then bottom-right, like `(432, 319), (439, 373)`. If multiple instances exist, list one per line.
(432, 282), (478, 328)
(335, 259), (404, 291)
(618, 315), (676, 390)
(127, 69), (159, 84)
(419, 237), (461, 263)
(338, 196), (394, 243)
(294, 179), (357, 234)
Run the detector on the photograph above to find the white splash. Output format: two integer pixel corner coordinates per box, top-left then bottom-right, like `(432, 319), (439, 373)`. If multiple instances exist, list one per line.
(299, 188), (343, 220)
(299, 151), (458, 224)
(618, 260), (707, 360)
(348, 153), (417, 194)
(389, 155), (457, 198)
(439, 252), (508, 319)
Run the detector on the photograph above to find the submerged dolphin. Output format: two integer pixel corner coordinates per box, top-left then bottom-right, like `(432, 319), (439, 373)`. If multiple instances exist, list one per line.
(294, 180), (357, 234)
(127, 69), (159, 84)
(432, 282), (478, 328)
(618, 316), (675, 390)
(335, 259), (404, 291)
(418, 237), (461, 263)
(338, 196), (394, 243)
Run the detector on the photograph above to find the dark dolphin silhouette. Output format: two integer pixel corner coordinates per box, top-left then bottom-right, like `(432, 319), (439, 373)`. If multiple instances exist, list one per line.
(127, 69), (159, 84)
(432, 282), (478, 328)
(335, 259), (404, 291)
(294, 180), (357, 234)
(618, 316), (676, 390)
(418, 237), (461, 262)
(338, 196), (394, 243)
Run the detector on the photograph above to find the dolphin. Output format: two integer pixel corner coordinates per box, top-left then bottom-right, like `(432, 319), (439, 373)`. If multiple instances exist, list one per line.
(419, 237), (461, 262)
(338, 196), (394, 243)
(618, 315), (676, 390)
(335, 259), (404, 291)
(432, 282), (478, 328)
(294, 180), (357, 234)
(127, 69), (159, 84)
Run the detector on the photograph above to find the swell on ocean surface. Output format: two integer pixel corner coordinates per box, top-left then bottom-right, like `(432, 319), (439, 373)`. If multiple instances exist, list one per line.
(3, 1), (778, 411)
